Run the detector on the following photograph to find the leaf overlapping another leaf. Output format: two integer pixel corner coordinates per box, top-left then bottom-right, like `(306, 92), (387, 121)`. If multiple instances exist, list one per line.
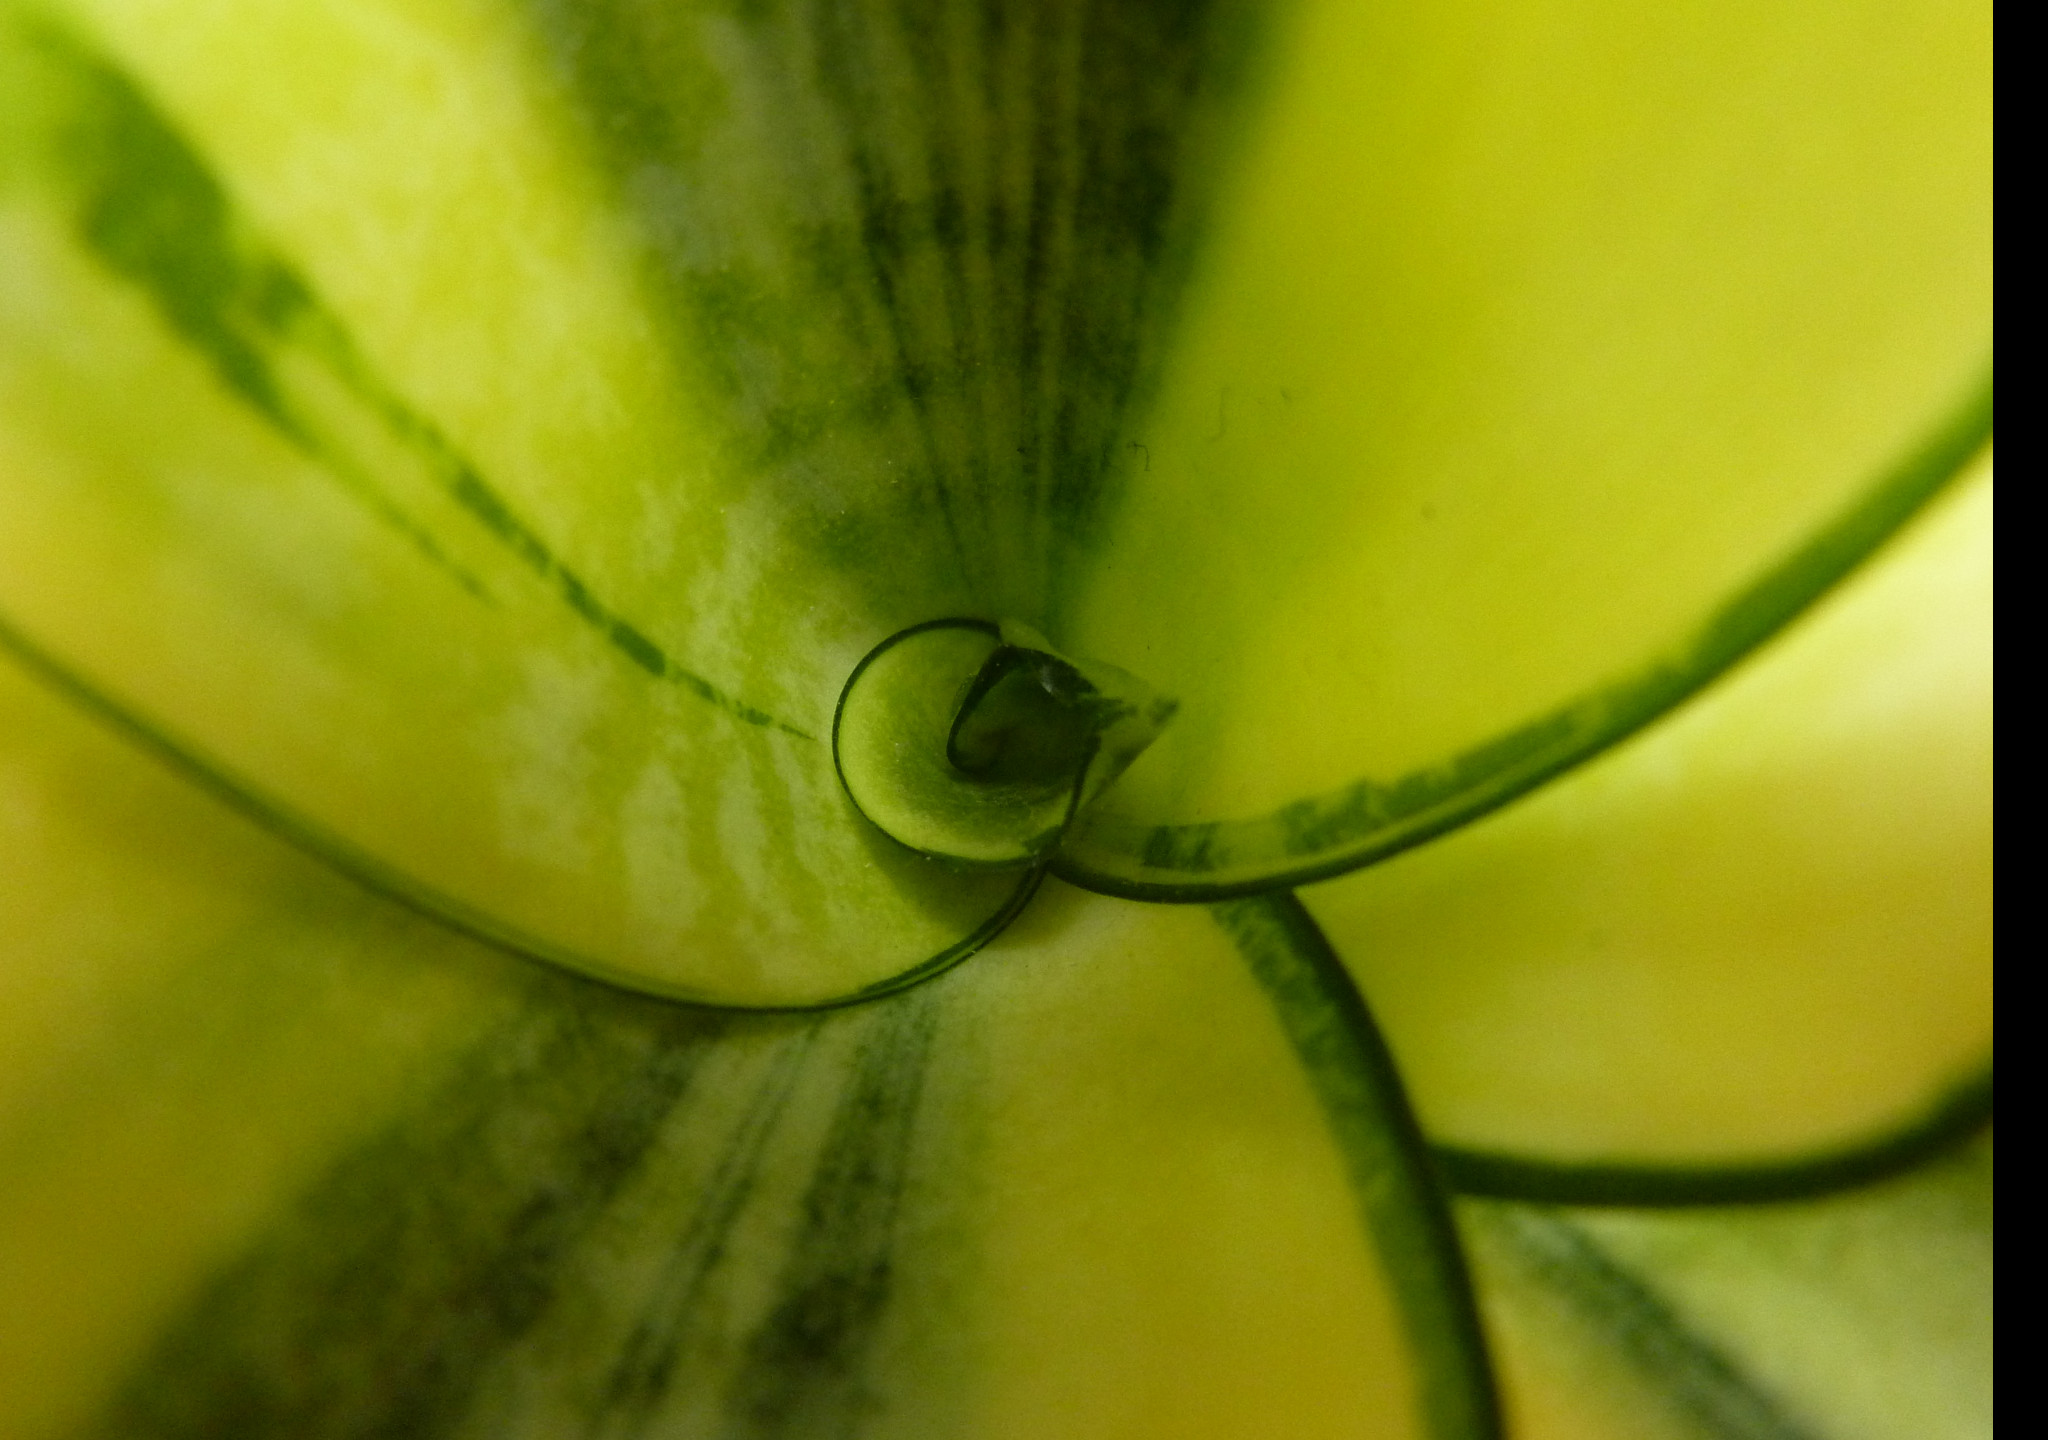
(0, 0), (1990, 1436)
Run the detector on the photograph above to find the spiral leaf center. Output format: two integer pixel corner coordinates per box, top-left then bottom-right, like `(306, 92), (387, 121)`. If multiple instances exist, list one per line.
(834, 620), (1175, 867)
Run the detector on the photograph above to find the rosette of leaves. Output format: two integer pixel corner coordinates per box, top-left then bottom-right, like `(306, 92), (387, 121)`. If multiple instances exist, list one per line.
(0, 0), (1989, 1437)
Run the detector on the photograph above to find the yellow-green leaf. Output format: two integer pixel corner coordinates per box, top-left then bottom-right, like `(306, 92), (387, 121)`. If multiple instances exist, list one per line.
(1305, 455), (1992, 1170)
(1060, 0), (1991, 896)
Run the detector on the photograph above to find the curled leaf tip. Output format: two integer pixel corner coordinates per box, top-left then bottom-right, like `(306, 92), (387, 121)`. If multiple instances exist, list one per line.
(834, 618), (1173, 868)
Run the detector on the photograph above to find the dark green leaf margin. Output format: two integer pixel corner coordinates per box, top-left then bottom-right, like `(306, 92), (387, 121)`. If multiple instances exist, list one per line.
(1060, 372), (1994, 901)
(0, 612), (1045, 1012)
(1436, 1068), (1992, 1208)
(1215, 892), (1503, 1440)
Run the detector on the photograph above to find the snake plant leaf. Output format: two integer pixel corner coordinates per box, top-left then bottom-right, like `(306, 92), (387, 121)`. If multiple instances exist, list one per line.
(1461, 1132), (1992, 1440)
(1302, 454), (1991, 1174)
(0, 0), (1113, 1005)
(0, 0), (1217, 1009)
(0, 0), (1993, 1431)
(1057, 0), (1992, 898)
(0, 0), (1992, 989)
(0, 643), (1489, 1439)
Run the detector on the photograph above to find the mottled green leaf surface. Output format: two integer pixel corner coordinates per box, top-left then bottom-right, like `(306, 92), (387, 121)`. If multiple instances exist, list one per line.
(0, 0), (1991, 1434)
(1, 650), (1479, 1439)
(0, 0), (1993, 994)
(0, 0), (1259, 1001)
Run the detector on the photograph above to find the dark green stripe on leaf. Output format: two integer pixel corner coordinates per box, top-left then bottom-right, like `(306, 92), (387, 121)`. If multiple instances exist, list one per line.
(18, 18), (489, 601)
(1481, 1209), (1822, 1440)
(87, 971), (943, 1440)
(722, 993), (939, 1437)
(522, 0), (1270, 619)
(9, 16), (806, 737)
(93, 976), (735, 1440)
(597, 1035), (819, 1431)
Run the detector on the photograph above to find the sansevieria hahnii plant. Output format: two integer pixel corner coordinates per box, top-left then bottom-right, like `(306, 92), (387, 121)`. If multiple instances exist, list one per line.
(0, 0), (1989, 1436)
